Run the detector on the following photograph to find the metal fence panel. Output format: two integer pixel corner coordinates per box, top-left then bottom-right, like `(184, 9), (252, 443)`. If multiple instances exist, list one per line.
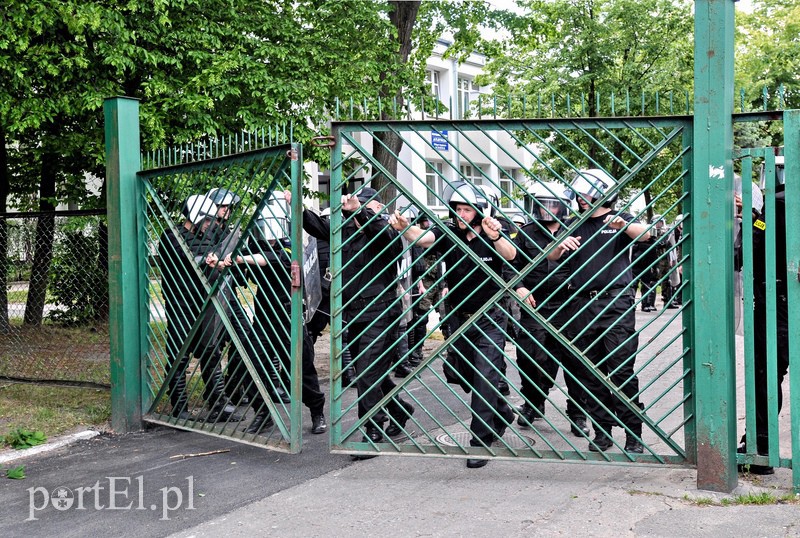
(0, 212), (110, 387)
(736, 139), (798, 486)
(139, 144), (308, 453)
(328, 117), (694, 466)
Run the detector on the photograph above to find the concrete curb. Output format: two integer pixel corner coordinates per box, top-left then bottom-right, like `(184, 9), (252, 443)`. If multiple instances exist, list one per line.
(0, 430), (100, 466)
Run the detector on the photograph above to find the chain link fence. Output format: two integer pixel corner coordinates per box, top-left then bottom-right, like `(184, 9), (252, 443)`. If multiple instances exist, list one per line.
(0, 210), (110, 388)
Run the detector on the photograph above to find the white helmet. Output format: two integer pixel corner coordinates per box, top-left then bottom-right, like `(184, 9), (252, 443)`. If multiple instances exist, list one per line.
(751, 186), (764, 214)
(567, 168), (618, 206)
(257, 192), (290, 241)
(443, 181), (491, 225)
(527, 181), (572, 223)
(182, 195), (218, 225)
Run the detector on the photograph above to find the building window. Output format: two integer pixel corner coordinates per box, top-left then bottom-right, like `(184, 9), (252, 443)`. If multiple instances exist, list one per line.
(426, 70), (441, 100)
(499, 169), (517, 209)
(426, 162), (445, 207)
(459, 164), (484, 186)
(457, 77), (480, 117)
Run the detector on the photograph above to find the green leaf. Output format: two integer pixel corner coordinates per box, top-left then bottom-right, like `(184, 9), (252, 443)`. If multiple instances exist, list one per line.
(4, 427), (47, 449)
(6, 465), (26, 479)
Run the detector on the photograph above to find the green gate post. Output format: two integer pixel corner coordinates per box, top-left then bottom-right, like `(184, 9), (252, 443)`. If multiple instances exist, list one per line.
(692, 0), (737, 492)
(105, 97), (144, 432)
(783, 110), (800, 493)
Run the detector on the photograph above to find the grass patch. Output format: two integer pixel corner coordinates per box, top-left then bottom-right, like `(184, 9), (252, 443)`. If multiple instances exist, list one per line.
(683, 495), (715, 506)
(684, 492), (800, 507)
(0, 383), (110, 445)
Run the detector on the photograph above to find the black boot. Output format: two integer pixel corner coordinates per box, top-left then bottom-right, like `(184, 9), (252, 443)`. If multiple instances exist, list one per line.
(244, 410), (274, 434)
(385, 399), (415, 437)
(169, 360), (191, 420)
(570, 416), (590, 437)
(588, 427), (614, 452)
(205, 366), (243, 423)
(624, 432), (644, 454)
(394, 360), (414, 378)
(311, 413), (327, 434)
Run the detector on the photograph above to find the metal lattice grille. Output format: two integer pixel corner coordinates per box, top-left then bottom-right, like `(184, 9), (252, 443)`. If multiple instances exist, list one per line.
(0, 212), (110, 387)
(328, 117), (693, 465)
(140, 144), (309, 453)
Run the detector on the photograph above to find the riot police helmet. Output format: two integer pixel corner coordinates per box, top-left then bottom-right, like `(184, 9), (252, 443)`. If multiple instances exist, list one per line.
(256, 191), (290, 241)
(566, 168), (618, 207)
(207, 187), (242, 207)
(442, 180), (491, 225)
(527, 181), (572, 223)
(181, 195), (218, 225)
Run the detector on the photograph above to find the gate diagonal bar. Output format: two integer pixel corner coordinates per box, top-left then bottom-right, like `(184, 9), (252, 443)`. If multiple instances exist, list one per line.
(139, 144), (312, 453)
(329, 117), (695, 465)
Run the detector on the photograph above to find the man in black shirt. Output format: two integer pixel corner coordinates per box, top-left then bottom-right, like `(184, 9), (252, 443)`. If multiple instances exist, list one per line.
(234, 192), (327, 435)
(158, 194), (241, 423)
(390, 181), (517, 468)
(512, 181), (589, 437)
(291, 188), (414, 455)
(550, 169), (650, 454)
(737, 184), (789, 475)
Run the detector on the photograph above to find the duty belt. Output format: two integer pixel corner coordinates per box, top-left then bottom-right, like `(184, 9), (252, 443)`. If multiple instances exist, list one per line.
(573, 287), (627, 300)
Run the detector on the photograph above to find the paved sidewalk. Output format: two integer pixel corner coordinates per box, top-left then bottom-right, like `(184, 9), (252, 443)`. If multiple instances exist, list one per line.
(1, 426), (797, 538)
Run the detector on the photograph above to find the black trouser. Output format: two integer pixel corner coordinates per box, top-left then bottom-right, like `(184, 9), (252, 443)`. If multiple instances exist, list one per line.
(306, 295), (330, 344)
(515, 305), (588, 419)
(750, 289), (790, 454)
(165, 305), (226, 413)
(249, 307), (325, 415)
(450, 308), (514, 445)
(637, 268), (657, 309)
(346, 298), (406, 425)
(563, 292), (643, 435)
(221, 287), (256, 399)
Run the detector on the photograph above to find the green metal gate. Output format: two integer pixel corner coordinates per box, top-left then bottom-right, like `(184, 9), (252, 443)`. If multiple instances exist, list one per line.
(736, 139), (800, 486)
(138, 141), (308, 453)
(328, 117), (695, 466)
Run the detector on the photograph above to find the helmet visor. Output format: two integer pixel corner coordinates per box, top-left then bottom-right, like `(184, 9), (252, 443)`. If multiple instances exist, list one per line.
(258, 218), (289, 241)
(567, 173), (611, 202)
(534, 197), (568, 222)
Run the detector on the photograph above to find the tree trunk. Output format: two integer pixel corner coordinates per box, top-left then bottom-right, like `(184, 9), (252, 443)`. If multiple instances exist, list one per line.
(23, 147), (57, 326)
(371, 0), (420, 213)
(0, 124), (10, 333)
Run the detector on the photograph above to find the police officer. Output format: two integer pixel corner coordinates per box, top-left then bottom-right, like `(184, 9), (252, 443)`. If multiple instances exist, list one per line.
(292, 188), (414, 456)
(737, 183), (789, 474)
(234, 192), (327, 435)
(158, 194), (241, 423)
(550, 169), (650, 454)
(650, 215), (678, 308)
(631, 216), (658, 312)
(305, 208), (356, 387)
(204, 188), (290, 405)
(512, 181), (590, 437)
(390, 181), (517, 468)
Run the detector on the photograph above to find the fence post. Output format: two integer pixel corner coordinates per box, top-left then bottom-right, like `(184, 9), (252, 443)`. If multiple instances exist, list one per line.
(783, 110), (800, 493)
(692, 0), (737, 492)
(105, 97), (144, 432)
